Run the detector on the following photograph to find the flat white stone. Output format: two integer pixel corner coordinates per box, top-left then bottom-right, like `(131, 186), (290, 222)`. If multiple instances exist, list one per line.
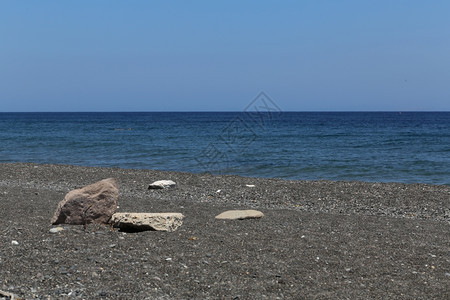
(215, 210), (264, 220)
(148, 180), (176, 189)
(111, 212), (184, 232)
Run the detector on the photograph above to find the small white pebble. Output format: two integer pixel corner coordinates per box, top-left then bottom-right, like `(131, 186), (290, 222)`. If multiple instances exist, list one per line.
(165, 258), (172, 261)
(216, 189), (221, 193)
(49, 227), (64, 233)
(11, 240), (19, 245)
(245, 184), (255, 188)
(301, 235), (305, 238)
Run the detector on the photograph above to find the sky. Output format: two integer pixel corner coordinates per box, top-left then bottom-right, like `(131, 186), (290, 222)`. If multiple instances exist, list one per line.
(1, 1), (449, 112)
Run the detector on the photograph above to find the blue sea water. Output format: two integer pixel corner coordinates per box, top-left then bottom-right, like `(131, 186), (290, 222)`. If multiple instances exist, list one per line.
(0, 112), (449, 185)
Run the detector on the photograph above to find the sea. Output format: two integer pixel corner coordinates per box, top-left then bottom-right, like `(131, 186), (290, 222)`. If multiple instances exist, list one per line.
(0, 112), (449, 185)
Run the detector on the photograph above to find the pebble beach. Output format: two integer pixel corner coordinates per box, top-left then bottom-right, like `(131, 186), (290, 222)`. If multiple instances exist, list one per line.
(0, 163), (449, 299)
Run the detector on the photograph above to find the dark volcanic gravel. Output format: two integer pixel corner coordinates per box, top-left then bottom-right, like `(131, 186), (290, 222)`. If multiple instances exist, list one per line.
(0, 163), (449, 299)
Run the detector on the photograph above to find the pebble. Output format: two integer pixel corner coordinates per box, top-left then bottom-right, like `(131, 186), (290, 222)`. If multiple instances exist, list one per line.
(59, 268), (69, 275)
(11, 240), (19, 245)
(98, 291), (107, 297)
(49, 227), (64, 233)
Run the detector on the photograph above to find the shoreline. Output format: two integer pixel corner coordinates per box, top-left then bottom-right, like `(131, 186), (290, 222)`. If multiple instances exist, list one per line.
(1, 161), (448, 187)
(1, 162), (449, 298)
(2, 161), (450, 187)
(1, 162), (448, 222)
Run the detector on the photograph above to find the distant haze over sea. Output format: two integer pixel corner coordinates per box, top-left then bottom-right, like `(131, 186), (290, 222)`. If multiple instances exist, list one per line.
(1, 112), (449, 185)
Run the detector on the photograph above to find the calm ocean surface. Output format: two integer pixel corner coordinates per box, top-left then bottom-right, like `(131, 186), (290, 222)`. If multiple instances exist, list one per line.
(0, 112), (449, 185)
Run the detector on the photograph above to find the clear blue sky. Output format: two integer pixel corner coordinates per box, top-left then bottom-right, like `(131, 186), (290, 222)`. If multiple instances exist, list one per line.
(1, 1), (449, 111)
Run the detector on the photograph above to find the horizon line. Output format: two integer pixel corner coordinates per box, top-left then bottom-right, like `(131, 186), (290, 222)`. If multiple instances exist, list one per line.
(1, 110), (449, 113)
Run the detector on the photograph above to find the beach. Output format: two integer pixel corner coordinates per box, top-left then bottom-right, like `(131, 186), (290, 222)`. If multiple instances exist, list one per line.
(0, 163), (449, 299)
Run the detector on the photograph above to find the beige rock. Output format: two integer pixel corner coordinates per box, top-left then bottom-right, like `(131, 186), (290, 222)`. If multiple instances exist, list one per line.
(215, 210), (264, 220)
(51, 178), (119, 225)
(111, 213), (184, 232)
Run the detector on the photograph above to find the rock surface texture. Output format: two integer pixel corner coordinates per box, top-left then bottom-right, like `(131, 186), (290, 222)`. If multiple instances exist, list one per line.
(148, 180), (176, 189)
(215, 210), (264, 220)
(110, 212), (184, 232)
(51, 178), (119, 225)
